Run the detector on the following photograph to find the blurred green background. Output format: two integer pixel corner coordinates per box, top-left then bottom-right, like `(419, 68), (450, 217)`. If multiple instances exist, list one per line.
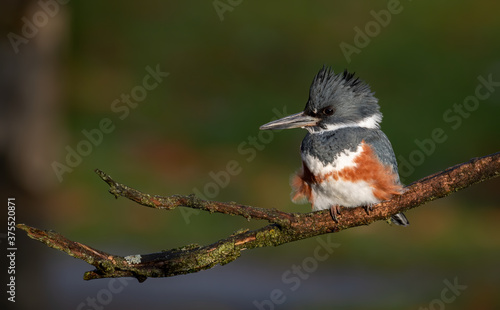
(1, 1), (499, 309)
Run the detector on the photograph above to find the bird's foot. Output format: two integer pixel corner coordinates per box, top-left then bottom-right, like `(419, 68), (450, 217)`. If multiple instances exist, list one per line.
(329, 205), (341, 223)
(364, 204), (374, 215)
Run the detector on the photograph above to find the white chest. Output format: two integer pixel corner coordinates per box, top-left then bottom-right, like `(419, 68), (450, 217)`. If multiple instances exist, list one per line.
(301, 145), (379, 210)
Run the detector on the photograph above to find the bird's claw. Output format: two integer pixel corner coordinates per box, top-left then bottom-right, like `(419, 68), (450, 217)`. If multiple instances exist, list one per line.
(330, 205), (341, 223)
(364, 204), (373, 215)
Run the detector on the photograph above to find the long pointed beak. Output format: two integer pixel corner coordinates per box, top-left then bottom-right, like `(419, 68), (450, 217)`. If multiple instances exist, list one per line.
(259, 112), (319, 130)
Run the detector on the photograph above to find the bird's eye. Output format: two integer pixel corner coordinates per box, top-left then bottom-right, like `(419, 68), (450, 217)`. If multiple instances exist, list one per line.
(322, 107), (335, 116)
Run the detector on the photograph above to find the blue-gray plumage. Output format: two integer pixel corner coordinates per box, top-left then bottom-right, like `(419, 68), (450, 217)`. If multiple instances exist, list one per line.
(301, 127), (400, 179)
(260, 66), (409, 226)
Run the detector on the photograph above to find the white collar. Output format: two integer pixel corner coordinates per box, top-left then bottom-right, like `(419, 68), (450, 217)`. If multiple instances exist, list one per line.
(305, 113), (382, 134)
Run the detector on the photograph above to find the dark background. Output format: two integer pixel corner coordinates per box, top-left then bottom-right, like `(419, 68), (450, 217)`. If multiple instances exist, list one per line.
(1, 1), (499, 309)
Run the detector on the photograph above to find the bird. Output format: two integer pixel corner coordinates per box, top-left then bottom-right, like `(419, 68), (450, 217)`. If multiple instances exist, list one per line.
(259, 66), (409, 226)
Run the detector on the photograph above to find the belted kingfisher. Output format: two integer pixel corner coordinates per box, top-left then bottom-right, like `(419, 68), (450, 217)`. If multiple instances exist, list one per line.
(260, 66), (409, 226)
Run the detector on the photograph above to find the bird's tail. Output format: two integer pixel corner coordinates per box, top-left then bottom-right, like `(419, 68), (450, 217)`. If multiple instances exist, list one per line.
(390, 212), (410, 226)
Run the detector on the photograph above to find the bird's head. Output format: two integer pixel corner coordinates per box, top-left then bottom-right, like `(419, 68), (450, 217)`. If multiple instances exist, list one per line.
(260, 66), (382, 133)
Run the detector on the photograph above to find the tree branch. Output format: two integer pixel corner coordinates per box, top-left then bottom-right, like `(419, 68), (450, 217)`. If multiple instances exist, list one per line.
(18, 152), (500, 282)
